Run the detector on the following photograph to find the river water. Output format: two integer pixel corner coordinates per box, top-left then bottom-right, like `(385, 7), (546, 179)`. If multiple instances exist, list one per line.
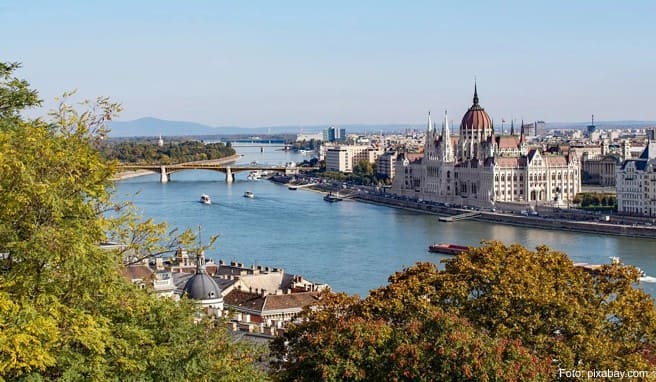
(114, 144), (656, 297)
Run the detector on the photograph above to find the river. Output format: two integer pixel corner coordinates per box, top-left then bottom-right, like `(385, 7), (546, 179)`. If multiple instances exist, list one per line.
(114, 144), (656, 297)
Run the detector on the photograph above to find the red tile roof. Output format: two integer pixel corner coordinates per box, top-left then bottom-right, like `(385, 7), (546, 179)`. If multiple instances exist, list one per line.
(120, 264), (153, 281)
(263, 292), (321, 312)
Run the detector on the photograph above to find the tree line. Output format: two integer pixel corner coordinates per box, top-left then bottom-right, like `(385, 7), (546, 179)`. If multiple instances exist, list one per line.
(100, 140), (236, 164)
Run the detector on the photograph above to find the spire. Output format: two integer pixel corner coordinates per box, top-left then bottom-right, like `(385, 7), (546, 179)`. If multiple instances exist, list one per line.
(510, 120), (515, 136)
(195, 226), (204, 274)
(473, 80), (479, 105)
(442, 110), (453, 162)
(426, 110), (432, 132)
(520, 119), (526, 143)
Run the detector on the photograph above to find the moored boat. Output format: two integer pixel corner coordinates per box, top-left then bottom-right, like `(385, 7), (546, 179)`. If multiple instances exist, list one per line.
(323, 192), (343, 203)
(247, 171), (262, 181)
(200, 194), (211, 205)
(428, 243), (469, 255)
(243, 191), (254, 198)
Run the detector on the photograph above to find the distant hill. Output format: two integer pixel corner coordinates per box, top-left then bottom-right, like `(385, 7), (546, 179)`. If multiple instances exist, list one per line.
(107, 117), (418, 137)
(107, 117), (235, 137)
(107, 117), (656, 138)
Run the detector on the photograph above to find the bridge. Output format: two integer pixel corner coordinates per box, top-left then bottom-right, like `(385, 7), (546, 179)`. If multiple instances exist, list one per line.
(118, 163), (315, 183)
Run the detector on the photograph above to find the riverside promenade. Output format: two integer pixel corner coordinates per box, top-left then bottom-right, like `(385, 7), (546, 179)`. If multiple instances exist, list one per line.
(354, 192), (656, 239)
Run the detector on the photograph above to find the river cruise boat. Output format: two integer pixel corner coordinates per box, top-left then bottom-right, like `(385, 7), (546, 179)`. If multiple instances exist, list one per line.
(243, 191), (254, 198)
(428, 243), (469, 255)
(200, 194), (211, 205)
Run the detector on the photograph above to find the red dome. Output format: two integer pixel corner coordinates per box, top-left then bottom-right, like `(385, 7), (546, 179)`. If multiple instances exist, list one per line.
(460, 84), (493, 140)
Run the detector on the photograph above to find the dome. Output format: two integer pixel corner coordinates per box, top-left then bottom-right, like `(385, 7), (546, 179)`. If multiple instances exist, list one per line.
(460, 84), (493, 140)
(182, 253), (223, 304)
(182, 272), (222, 301)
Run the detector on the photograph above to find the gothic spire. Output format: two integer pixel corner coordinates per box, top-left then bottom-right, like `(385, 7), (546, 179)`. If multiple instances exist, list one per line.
(510, 120), (515, 136)
(473, 81), (479, 105)
(426, 110), (432, 132)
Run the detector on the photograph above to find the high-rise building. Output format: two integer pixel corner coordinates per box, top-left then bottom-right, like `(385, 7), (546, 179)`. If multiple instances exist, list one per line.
(323, 126), (346, 142)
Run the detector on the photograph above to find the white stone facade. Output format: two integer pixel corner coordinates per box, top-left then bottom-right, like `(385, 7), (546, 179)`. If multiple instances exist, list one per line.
(391, 88), (580, 208)
(616, 138), (656, 216)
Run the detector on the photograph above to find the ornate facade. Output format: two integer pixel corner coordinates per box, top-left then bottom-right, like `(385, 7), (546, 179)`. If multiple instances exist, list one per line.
(616, 132), (656, 216)
(391, 85), (581, 207)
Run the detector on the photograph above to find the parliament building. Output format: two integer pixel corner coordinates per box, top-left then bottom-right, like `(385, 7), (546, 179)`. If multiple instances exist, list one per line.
(391, 85), (581, 208)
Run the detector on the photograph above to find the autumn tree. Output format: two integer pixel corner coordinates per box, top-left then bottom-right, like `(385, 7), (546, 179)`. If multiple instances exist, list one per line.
(271, 242), (656, 381)
(0, 63), (266, 381)
(271, 283), (551, 381)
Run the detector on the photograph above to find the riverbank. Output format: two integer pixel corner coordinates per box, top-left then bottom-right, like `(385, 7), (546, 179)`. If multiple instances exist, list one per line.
(111, 154), (241, 181)
(355, 192), (656, 239)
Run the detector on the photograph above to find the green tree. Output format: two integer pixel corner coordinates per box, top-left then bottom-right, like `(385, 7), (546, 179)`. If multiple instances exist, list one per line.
(0, 63), (265, 381)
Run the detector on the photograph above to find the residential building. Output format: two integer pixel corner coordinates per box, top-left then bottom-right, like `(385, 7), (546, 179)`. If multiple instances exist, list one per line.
(376, 151), (398, 180)
(325, 144), (383, 173)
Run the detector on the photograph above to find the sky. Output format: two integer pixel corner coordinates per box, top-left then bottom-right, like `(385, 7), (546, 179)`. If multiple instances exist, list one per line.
(2, 0), (655, 127)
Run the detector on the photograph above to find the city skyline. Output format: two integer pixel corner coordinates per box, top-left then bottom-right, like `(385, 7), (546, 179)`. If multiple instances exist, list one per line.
(2, 0), (655, 127)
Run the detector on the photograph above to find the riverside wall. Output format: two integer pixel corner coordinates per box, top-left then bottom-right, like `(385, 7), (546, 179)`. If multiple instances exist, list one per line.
(355, 193), (656, 240)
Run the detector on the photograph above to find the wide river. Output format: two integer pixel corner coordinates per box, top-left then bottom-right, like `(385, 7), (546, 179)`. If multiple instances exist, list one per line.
(115, 144), (656, 297)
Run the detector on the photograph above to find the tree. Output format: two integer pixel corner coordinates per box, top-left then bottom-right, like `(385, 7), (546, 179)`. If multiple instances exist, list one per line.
(271, 291), (550, 382)
(271, 242), (656, 381)
(405, 242), (656, 372)
(0, 63), (266, 381)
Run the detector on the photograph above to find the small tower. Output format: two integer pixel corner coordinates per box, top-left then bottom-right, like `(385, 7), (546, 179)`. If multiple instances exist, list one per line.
(621, 139), (631, 160)
(601, 139), (609, 156)
(510, 120), (515, 136)
(441, 110), (453, 162)
(424, 111), (433, 159)
(158, 134), (164, 147)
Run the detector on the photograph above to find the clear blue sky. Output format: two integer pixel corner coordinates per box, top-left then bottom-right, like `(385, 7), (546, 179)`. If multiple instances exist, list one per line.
(2, 0), (655, 127)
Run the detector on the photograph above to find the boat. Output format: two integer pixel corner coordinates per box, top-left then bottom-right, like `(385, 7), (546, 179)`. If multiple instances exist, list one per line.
(247, 171), (261, 181)
(428, 243), (469, 255)
(288, 185), (298, 190)
(199, 194), (211, 205)
(323, 193), (343, 203)
(243, 191), (254, 198)
(574, 257), (648, 278)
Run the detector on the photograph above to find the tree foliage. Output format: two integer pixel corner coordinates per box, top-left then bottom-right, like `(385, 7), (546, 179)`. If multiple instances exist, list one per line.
(0, 63), (265, 381)
(271, 242), (656, 381)
(100, 140), (235, 164)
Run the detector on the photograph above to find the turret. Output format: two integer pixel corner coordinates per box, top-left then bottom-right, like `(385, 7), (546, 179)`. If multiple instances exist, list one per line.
(441, 110), (453, 162)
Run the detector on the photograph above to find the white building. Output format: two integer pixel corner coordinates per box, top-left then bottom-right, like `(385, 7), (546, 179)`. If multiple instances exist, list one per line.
(391, 85), (581, 208)
(295, 132), (323, 142)
(325, 144), (383, 173)
(376, 151), (398, 180)
(616, 131), (656, 216)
